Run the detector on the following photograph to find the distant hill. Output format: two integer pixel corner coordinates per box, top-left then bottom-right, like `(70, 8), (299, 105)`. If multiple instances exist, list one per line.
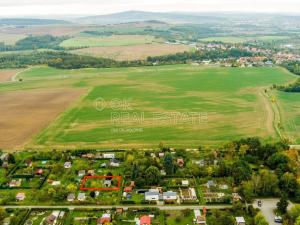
(0, 18), (70, 26)
(76, 11), (227, 24)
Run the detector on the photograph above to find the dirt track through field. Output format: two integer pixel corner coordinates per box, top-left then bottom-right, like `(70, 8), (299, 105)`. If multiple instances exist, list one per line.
(0, 88), (84, 150)
(258, 89), (276, 137)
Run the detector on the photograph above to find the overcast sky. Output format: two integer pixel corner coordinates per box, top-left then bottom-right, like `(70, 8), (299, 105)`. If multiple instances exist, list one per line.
(0, 0), (299, 17)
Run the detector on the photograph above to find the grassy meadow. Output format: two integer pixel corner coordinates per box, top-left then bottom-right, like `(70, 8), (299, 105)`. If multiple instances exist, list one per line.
(277, 91), (300, 143)
(4, 64), (295, 149)
(60, 34), (159, 48)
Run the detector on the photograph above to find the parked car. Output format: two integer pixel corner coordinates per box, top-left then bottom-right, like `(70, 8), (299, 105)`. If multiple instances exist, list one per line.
(257, 200), (262, 207)
(274, 216), (283, 223)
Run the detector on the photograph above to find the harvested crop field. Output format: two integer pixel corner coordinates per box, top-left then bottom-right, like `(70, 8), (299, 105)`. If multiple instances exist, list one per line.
(71, 43), (192, 61)
(0, 88), (84, 149)
(0, 69), (21, 82)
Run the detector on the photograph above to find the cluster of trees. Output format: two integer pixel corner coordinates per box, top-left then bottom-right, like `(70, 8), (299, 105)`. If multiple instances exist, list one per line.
(0, 51), (150, 69)
(282, 61), (300, 75)
(277, 78), (300, 92)
(235, 138), (299, 202)
(0, 35), (68, 52)
(147, 48), (254, 64)
(186, 137), (299, 203)
(128, 150), (185, 188)
(0, 46), (256, 69)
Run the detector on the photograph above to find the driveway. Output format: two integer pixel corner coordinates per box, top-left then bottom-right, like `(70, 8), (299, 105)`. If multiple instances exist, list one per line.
(253, 199), (294, 225)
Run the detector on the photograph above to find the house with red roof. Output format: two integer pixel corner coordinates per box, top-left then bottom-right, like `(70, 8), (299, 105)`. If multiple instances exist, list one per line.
(139, 215), (151, 225)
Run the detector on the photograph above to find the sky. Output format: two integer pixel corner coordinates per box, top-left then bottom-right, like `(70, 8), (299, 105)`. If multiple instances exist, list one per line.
(0, 0), (299, 17)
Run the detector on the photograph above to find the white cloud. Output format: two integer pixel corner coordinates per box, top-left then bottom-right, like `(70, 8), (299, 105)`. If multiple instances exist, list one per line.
(0, 0), (299, 17)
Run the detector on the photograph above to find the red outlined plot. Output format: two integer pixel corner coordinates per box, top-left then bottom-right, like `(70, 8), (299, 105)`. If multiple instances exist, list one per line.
(80, 175), (122, 191)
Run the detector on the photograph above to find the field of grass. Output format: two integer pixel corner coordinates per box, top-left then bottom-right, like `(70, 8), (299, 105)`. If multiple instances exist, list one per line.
(276, 91), (300, 143)
(70, 43), (192, 61)
(60, 34), (159, 48)
(7, 64), (296, 149)
(200, 35), (290, 43)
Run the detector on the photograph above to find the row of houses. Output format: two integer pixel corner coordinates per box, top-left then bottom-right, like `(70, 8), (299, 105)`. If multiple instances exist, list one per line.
(145, 189), (178, 202)
(64, 158), (121, 170)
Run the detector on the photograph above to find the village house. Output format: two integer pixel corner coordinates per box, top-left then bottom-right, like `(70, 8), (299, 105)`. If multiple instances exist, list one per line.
(82, 153), (95, 159)
(16, 192), (26, 201)
(124, 181), (135, 193)
(145, 189), (160, 201)
(177, 158), (184, 167)
(235, 217), (246, 225)
(138, 215), (151, 225)
(78, 170), (85, 177)
(206, 180), (216, 189)
(162, 191), (177, 202)
(158, 152), (164, 158)
(108, 158), (120, 167)
(160, 170), (166, 176)
(77, 192), (86, 201)
(45, 211), (60, 225)
(35, 168), (43, 175)
(102, 153), (115, 159)
(87, 170), (95, 176)
(0, 153), (8, 161)
(232, 193), (242, 202)
(9, 179), (22, 187)
(64, 162), (72, 169)
(182, 180), (189, 187)
(51, 181), (61, 186)
(100, 162), (107, 168)
(97, 213), (111, 225)
(67, 193), (75, 202)
(103, 179), (112, 187)
(194, 209), (206, 224)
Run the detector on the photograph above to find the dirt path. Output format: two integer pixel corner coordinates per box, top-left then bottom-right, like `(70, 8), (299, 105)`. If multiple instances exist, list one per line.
(258, 88), (276, 137)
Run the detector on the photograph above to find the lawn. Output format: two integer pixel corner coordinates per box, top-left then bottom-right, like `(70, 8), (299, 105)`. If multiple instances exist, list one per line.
(165, 210), (194, 225)
(60, 34), (159, 48)
(276, 91), (300, 143)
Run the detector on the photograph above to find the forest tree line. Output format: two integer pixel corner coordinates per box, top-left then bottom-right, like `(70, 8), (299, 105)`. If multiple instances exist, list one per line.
(0, 48), (255, 69)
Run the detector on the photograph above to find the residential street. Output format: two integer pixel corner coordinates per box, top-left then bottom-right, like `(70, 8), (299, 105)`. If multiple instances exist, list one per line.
(253, 199), (294, 225)
(2, 204), (231, 210)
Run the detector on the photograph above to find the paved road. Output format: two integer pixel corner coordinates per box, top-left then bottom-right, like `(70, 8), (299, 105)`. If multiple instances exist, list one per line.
(2, 204), (231, 210)
(253, 199), (294, 225)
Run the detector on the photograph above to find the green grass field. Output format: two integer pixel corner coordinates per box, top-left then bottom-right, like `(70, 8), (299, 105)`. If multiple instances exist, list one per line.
(277, 91), (300, 143)
(200, 35), (290, 43)
(9, 65), (297, 149)
(60, 34), (159, 48)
